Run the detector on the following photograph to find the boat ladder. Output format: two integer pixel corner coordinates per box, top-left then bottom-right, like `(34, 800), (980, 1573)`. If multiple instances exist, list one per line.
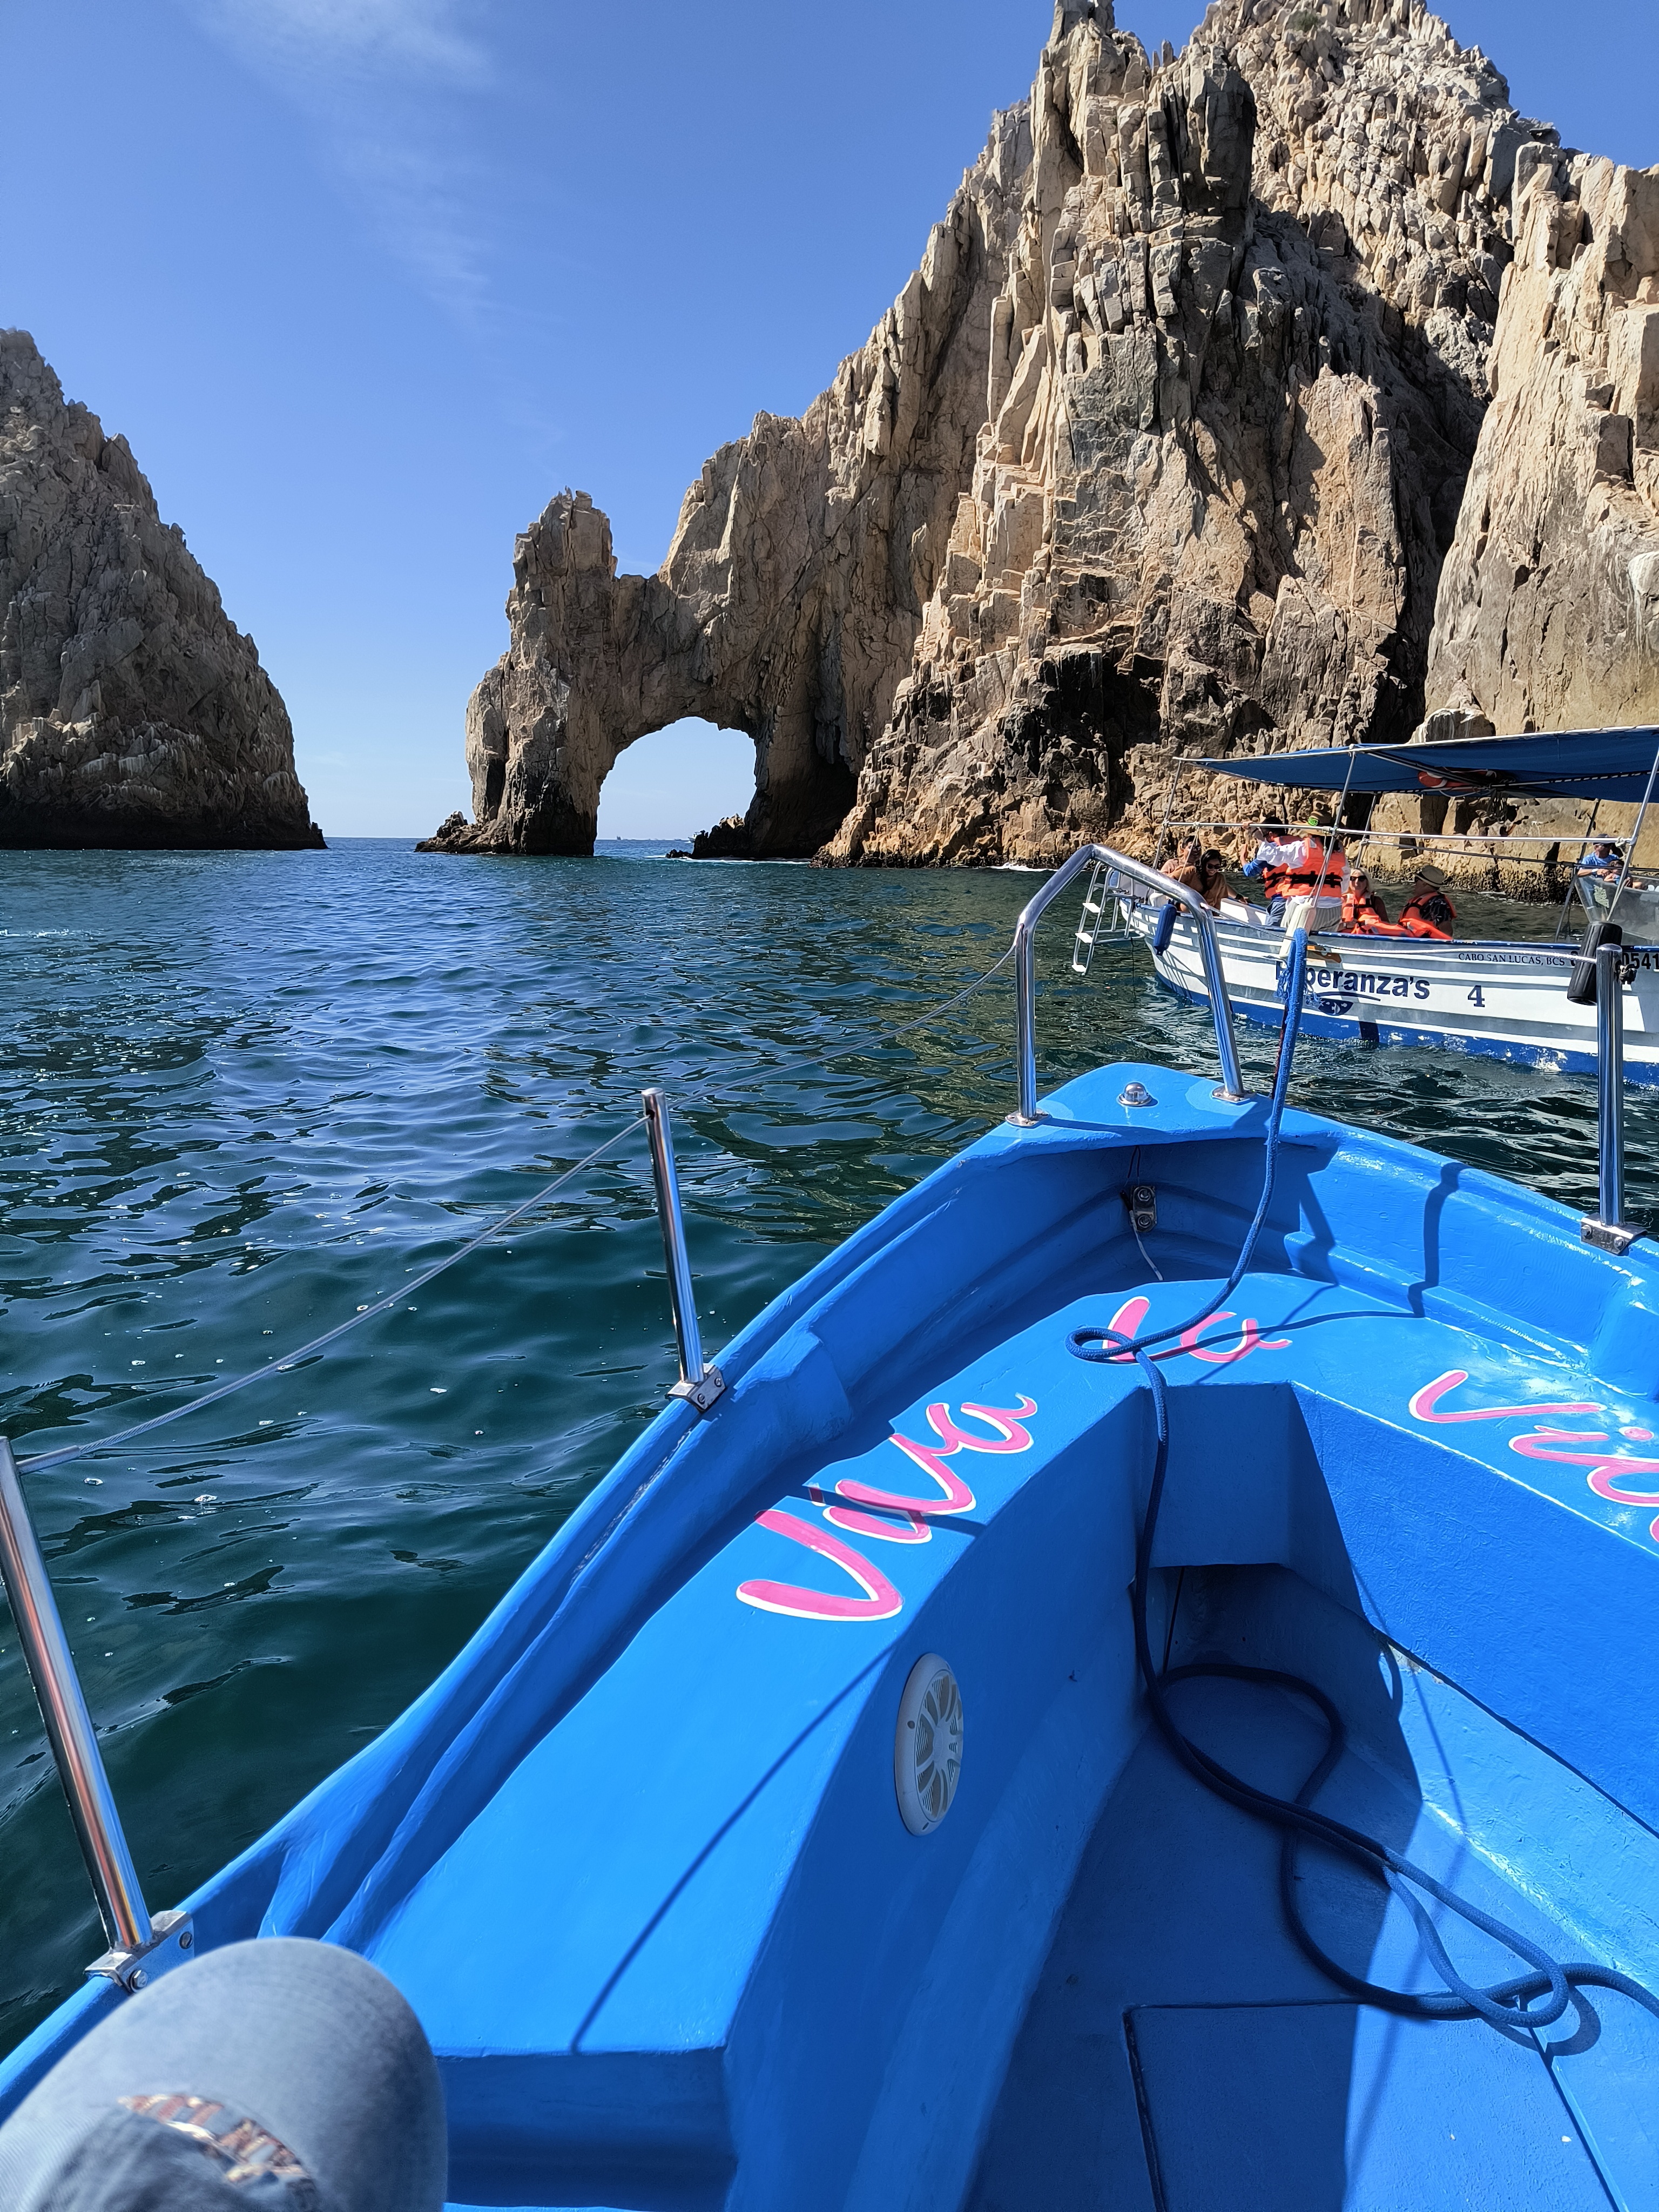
(1072, 858), (1128, 975)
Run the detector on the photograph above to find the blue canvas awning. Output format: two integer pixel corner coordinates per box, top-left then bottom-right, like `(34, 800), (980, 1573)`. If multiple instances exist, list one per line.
(1197, 726), (1659, 804)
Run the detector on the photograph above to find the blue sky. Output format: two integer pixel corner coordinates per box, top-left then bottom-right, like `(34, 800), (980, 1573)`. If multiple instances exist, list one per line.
(4, 1), (1654, 841)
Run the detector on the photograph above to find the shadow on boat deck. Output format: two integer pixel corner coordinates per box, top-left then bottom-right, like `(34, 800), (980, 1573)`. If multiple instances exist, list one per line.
(966, 1563), (1634, 2212)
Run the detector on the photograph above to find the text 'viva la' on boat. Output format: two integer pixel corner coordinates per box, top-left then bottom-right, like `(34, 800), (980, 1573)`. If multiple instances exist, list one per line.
(1101, 720), (1659, 1090)
(2, 842), (1658, 2210)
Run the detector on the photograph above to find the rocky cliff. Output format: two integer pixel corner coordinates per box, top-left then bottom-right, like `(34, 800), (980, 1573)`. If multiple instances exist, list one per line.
(1353, 150), (1659, 882)
(1, 331), (321, 849)
(1426, 151), (1659, 736)
(430, 0), (1573, 865)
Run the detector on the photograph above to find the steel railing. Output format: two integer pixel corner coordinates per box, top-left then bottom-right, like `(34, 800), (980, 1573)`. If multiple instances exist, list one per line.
(1009, 845), (1246, 1122)
(0, 1088), (726, 1994)
(1, 892), (1645, 2000)
(1066, 855), (1643, 1250)
(642, 1088), (725, 1409)
(0, 1437), (193, 1991)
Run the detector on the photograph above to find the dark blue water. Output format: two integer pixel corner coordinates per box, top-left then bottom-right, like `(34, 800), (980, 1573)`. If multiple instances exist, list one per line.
(0, 842), (1638, 2049)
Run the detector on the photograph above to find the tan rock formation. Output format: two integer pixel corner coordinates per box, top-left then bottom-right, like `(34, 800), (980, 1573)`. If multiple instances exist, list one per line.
(1, 331), (320, 849)
(1428, 159), (1659, 728)
(423, 146), (1010, 858)
(1425, 153), (1659, 753)
(828, 0), (1553, 866)
(431, 0), (1556, 866)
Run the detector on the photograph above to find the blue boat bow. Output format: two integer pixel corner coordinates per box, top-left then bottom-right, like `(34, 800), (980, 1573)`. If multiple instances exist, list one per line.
(3, 864), (1659, 2210)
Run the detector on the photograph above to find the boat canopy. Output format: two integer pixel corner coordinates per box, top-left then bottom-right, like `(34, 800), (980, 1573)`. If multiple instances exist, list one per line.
(1198, 725), (1659, 803)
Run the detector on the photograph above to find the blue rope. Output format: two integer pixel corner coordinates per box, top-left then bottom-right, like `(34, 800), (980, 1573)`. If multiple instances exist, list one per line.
(1068, 931), (1659, 2035)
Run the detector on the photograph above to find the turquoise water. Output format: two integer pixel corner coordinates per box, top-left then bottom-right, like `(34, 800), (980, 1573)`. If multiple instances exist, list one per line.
(0, 841), (1642, 2049)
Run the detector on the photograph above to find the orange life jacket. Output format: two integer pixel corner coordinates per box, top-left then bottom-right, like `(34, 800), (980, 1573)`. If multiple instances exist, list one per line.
(1399, 887), (1456, 940)
(1341, 888), (1392, 934)
(1253, 849), (1291, 898)
(1285, 838), (1346, 896)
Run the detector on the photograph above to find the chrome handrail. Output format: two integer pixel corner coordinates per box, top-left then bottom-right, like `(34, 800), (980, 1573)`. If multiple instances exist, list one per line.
(0, 1437), (192, 1991)
(642, 1089), (726, 1410)
(1009, 846), (1246, 1123)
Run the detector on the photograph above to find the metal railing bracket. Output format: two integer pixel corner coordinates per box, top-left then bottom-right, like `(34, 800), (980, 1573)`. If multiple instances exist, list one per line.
(89, 1907), (195, 1994)
(669, 1368), (727, 1412)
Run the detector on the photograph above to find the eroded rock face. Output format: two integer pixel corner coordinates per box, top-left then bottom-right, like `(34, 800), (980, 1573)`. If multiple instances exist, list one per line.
(424, 160), (1008, 858)
(0, 332), (320, 850)
(828, 0), (1553, 865)
(1345, 153), (1659, 888)
(433, 0), (1559, 865)
(1426, 153), (1659, 736)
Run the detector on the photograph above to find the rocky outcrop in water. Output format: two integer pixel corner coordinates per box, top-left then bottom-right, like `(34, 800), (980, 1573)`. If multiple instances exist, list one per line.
(430, 0), (1579, 866)
(827, 0), (1559, 866)
(0, 330), (321, 849)
(422, 219), (996, 858)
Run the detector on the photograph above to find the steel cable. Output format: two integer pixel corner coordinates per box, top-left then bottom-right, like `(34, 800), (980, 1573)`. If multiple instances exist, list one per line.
(15, 1117), (648, 1473)
(9, 934), (1024, 1476)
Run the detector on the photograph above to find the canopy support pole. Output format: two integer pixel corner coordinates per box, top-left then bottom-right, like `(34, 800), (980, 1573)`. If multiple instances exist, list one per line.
(1604, 739), (1659, 923)
(1306, 746), (1358, 918)
(1153, 753), (1181, 874)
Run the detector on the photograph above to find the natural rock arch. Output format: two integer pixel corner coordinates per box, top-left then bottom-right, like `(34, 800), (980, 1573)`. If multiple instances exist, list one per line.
(422, 165), (1000, 859)
(593, 717), (759, 848)
(425, 0), (1587, 871)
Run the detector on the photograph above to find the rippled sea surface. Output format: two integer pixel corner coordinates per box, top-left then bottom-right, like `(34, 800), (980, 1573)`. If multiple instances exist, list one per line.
(0, 841), (1645, 2047)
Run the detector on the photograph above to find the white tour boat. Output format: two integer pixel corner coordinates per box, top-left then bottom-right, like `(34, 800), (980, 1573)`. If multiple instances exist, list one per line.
(1091, 724), (1659, 1084)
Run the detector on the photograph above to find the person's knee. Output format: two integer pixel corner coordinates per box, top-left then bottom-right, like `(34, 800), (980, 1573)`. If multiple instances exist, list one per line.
(0, 1939), (444, 2212)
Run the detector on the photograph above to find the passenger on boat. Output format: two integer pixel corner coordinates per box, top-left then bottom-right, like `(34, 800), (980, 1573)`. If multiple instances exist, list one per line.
(1577, 839), (1622, 879)
(1398, 863), (1457, 939)
(1243, 822), (1346, 923)
(1239, 818), (1293, 920)
(1341, 870), (1392, 933)
(1273, 822), (1348, 934)
(1286, 819), (1347, 902)
(1172, 837), (1205, 893)
(1198, 848), (1229, 911)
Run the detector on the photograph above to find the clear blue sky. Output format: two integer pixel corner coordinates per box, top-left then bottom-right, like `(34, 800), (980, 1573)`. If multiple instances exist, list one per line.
(4, 2), (1654, 840)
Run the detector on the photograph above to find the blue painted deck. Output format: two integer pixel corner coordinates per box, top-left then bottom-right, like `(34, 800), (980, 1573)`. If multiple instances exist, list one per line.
(4, 1061), (1658, 2208)
(969, 1567), (1657, 2210)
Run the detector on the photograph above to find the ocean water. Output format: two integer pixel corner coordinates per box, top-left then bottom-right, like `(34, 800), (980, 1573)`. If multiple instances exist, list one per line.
(0, 839), (1645, 2050)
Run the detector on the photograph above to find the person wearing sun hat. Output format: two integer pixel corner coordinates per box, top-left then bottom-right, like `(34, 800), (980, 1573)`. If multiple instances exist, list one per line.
(0, 1938), (445, 2211)
(1399, 860), (1456, 940)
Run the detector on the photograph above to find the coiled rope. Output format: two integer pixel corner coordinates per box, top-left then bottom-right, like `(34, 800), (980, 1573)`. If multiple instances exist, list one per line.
(1068, 930), (1659, 2036)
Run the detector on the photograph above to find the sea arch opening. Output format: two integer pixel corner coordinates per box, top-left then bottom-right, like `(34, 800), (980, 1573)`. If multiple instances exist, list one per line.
(595, 719), (758, 849)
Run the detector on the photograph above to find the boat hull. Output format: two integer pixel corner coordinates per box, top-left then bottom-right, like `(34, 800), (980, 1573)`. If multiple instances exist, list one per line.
(3, 1062), (1658, 2208)
(1125, 895), (1659, 1079)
